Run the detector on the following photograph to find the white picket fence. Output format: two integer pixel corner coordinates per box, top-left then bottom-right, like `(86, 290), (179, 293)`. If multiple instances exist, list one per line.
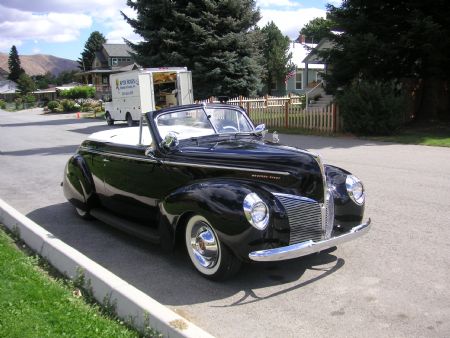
(198, 95), (341, 132)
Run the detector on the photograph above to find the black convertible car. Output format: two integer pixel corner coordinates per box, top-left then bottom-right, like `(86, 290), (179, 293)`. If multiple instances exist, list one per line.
(63, 103), (371, 279)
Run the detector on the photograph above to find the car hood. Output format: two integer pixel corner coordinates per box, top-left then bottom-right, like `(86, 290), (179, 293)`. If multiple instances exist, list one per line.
(167, 137), (325, 201)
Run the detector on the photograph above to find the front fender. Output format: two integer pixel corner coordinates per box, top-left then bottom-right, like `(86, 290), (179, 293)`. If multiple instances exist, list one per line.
(325, 164), (365, 229)
(159, 179), (289, 260)
(63, 154), (96, 211)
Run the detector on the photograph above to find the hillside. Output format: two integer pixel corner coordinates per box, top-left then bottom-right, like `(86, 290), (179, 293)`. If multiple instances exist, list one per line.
(0, 53), (79, 76)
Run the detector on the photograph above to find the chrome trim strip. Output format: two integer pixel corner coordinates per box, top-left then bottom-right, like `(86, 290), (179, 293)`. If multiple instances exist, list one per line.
(248, 219), (371, 262)
(272, 192), (317, 203)
(79, 147), (158, 163)
(80, 146), (290, 176)
(161, 161), (290, 176)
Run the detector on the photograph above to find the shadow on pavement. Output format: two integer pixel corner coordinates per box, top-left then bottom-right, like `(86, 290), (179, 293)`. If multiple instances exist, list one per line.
(1, 145), (79, 156)
(0, 118), (98, 128)
(27, 202), (344, 307)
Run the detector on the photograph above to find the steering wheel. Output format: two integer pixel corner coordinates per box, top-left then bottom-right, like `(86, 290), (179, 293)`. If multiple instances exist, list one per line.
(222, 125), (238, 132)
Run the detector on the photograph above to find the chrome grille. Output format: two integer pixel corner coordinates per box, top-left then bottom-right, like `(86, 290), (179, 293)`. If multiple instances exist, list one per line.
(324, 191), (334, 239)
(274, 194), (323, 245)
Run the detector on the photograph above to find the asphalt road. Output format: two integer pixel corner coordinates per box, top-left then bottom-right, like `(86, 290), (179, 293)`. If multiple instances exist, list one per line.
(1, 108), (449, 338)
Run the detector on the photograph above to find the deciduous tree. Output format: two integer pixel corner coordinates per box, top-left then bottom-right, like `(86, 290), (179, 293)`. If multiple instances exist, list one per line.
(299, 17), (333, 44)
(325, 0), (450, 121)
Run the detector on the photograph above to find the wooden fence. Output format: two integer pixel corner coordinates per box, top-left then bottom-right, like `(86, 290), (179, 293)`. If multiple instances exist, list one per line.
(199, 95), (342, 133)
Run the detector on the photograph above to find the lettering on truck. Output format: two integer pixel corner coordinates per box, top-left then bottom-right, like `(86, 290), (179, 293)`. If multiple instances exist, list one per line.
(115, 78), (139, 96)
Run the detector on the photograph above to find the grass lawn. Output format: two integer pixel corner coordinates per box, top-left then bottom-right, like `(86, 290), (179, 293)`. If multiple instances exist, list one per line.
(365, 122), (450, 147)
(0, 226), (144, 338)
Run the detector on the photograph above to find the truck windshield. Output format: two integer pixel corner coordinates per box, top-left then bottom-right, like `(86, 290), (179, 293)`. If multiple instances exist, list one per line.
(155, 107), (254, 141)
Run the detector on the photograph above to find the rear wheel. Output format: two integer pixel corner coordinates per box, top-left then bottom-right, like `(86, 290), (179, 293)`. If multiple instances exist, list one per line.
(185, 215), (241, 280)
(105, 112), (114, 126)
(126, 113), (133, 127)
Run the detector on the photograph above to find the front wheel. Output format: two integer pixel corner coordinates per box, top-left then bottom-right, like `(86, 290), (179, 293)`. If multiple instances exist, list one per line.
(185, 215), (241, 280)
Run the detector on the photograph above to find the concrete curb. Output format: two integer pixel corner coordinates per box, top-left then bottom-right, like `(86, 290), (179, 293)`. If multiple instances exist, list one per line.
(0, 199), (214, 338)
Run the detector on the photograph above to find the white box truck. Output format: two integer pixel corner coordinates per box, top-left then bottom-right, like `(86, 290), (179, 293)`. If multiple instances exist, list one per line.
(104, 67), (193, 126)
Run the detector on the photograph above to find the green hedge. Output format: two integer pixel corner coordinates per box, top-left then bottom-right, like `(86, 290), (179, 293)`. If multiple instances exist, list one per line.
(336, 81), (406, 135)
(59, 86), (95, 100)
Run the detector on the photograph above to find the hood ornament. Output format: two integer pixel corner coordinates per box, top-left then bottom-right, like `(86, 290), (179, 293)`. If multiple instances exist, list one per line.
(272, 131), (279, 143)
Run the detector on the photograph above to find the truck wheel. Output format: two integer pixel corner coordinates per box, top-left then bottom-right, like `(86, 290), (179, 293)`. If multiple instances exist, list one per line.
(126, 113), (133, 127)
(185, 215), (241, 280)
(105, 112), (114, 126)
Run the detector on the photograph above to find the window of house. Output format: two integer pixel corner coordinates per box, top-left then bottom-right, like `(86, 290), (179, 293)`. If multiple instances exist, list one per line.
(102, 76), (108, 84)
(111, 58), (118, 66)
(295, 72), (302, 90)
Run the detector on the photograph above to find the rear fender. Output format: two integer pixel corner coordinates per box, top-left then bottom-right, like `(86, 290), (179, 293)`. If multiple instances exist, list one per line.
(63, 154), (96, 211)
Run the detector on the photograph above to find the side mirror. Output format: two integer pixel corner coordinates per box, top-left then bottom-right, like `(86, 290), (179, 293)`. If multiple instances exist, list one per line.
(160, 131), (179, 149)
(255, 124), (268, 137)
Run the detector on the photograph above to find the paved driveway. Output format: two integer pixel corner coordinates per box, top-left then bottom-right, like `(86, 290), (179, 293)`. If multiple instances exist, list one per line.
(1, 108), (449, 337)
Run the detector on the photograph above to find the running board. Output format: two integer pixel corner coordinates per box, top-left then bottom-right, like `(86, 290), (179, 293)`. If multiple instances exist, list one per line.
(90, 208), (160, 244)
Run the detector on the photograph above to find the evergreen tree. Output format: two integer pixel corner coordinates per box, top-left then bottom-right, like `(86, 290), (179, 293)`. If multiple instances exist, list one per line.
(123, 0), (264, 99)
(8, 45), (24, 81)
(325, 0), (450, 121)
(17, 73), (36, 94)
(78, 31), (106, 71)
(261, 21), (292, 94)
(299, 17), (333, 44)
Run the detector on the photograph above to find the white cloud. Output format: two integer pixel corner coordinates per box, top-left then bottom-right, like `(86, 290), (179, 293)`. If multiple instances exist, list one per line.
(259, 8), (326, 39)
(0, 0), (125, 14)
(257, 0), (301, 8)
(0, 6), (92, 44)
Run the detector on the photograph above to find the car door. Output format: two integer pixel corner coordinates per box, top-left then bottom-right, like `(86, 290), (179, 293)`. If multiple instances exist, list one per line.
(100, 144), (162, 223)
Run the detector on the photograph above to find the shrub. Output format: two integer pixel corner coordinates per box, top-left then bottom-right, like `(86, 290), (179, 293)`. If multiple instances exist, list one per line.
(47, 101), (60, 112)
(14, 97), (23, 110)
(0, 99), (6, 109)
(336, 81), (406, 135)
(59, 86), (95, 100)
(60, 99), (78, 112)
(23, 94), (36, 105)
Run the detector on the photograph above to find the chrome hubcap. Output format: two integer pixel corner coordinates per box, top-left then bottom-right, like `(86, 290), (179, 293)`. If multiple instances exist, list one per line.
(190, 222), (219, 269)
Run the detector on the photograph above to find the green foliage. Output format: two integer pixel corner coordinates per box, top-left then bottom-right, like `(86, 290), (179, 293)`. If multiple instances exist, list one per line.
(78, 31), (106, 71)
(261, 21), (292, 95)
(336, 81), (406, 135)
(299, 17), (333, 43)
(47, 100), (60, 112)
(32, 72), (53, 89)
(60, 99), (79, 112)
(0, 99), (6, 109)
(17, 73), (36, 94)
(14, 97), (22, 109)
(54, 70), (80, 85)
(325, 0), (450, 121)
(59, 86), (95, 100)
(0, 228), (139, 337)
(8, 45), (24, 81)
(124, 0), (264, 99)
(23, 94), (36, 105)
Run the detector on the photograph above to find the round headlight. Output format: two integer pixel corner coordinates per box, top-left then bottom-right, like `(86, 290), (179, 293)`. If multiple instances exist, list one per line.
(345, 175), (365, 205)
(243, 193), (270, 230)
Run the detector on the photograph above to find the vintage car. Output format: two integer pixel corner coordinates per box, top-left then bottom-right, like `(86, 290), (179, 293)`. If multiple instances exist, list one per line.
(63, 103), (371, 280)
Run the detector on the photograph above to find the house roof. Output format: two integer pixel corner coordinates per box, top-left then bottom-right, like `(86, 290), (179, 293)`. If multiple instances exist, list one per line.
(103, 44), (133, 57)
(289, 42), (325, 70)
(302, 38), (335, 64)
(0, 80), (17, 94)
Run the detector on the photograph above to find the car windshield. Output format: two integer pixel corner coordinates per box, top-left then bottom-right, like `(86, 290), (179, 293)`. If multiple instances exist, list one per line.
(155, 107), (254, 141)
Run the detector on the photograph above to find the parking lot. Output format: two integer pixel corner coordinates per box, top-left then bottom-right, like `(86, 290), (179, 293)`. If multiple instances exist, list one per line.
(1, 108), (449, 337)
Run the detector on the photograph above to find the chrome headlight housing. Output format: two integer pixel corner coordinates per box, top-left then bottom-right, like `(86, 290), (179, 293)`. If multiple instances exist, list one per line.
(243, 193), (270, 230)
(345, 175), (365, 205)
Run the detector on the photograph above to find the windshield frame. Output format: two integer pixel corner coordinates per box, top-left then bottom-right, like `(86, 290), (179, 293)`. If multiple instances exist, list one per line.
(148, 104), (256, 148)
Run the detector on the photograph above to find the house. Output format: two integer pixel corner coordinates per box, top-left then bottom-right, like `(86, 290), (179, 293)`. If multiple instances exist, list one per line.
(281, 42), (325, 95)
(0, 67), (9, 81)
(0, 79), (18, 101)
(79, 43), (139, 100)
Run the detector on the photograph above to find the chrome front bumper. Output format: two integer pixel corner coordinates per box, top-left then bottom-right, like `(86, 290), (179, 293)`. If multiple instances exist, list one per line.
(248, 219), (371, 262)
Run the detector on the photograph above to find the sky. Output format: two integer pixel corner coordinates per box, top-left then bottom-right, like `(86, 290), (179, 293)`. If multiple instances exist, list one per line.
(0, 0), (339, 61)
